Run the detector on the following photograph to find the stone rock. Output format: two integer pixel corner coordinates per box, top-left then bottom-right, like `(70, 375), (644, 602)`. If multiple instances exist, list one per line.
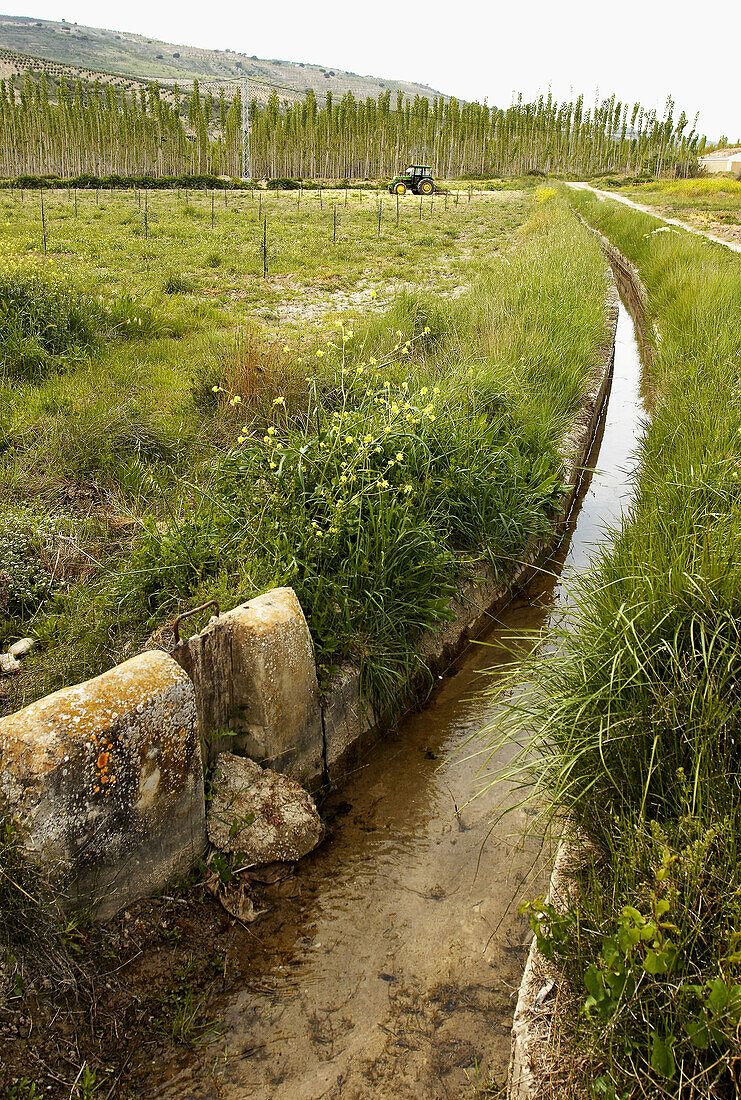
(8, 638), (35, 658)
(0, 653), (20, 675)
(0, 651), (206, 919)
(208, 751), (323, 866)
(174, 587), (325, 785)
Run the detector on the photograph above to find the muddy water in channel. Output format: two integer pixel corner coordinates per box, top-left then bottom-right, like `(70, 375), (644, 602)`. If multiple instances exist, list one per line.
(158, 305), (644, 1100)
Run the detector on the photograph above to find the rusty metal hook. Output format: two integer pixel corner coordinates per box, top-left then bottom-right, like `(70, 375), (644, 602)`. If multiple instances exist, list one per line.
(172, 600), (220, 646)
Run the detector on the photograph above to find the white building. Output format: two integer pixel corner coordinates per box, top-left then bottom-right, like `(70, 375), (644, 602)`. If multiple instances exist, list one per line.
(700, 148), (741, 175)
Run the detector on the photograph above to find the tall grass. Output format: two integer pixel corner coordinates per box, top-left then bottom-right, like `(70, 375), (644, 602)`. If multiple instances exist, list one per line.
(487, 193), (741, 1096)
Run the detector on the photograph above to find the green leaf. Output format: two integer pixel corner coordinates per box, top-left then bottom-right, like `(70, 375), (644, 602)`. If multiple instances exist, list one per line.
(584, 965), (605, 1000)
(685, 1014), (711, 1050)
(643, 949), (669, 975)
(650, 1033), (676, 1078)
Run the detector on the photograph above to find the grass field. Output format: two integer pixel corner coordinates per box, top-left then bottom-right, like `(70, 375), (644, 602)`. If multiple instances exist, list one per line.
(0, 183), (609, 717)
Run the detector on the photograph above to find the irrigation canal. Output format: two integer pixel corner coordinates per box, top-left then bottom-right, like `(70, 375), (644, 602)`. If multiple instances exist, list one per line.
(157, 302), (645, 1099)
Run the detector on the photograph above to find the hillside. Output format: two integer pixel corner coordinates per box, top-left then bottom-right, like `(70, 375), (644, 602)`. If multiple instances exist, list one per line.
(0, 13), (446, 103)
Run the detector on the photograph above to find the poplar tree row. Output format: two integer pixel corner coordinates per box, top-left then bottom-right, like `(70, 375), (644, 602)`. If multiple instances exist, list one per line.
(0, 71), (703, 180)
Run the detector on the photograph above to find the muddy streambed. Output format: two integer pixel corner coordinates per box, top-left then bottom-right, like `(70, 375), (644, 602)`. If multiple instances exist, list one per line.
(152, 304), (645, 1099)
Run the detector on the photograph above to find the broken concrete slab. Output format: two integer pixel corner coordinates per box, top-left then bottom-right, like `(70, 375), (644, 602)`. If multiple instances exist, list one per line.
(207, 751), (323, 866)
(174, 587), (324, 784)
(0, 651), (206, 919)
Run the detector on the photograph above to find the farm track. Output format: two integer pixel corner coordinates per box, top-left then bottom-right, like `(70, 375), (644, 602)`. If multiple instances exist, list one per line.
(148, 304), (645, 1100)
(566, 182), (741, 253)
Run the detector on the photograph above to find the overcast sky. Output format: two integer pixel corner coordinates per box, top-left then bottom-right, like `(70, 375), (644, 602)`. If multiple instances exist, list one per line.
(3, 0), (738, 140)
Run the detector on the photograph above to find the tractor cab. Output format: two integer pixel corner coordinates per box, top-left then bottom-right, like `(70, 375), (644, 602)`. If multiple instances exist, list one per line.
(389, 164), (435, 196)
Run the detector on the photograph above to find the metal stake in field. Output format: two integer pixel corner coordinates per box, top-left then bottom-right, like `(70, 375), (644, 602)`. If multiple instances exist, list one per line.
(258, 192), (262, 221)
(396, 192), (400, 226)
(144, 191), (149, 239)
(74, 188), (78, 218)
(319, 185), (323, 210)
(377, 199), (382, 237)
(211, 189), (215, 229)
(418, 195), (422, 220)
(333, 204), (337, 244)
(262, 216), (268, 278)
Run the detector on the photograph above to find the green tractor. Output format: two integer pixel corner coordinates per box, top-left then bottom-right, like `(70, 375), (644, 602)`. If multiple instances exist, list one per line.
(388, 164), (435, 196)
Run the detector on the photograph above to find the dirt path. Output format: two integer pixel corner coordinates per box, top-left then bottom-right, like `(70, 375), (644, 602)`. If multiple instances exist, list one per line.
(566, 182), (741, 253)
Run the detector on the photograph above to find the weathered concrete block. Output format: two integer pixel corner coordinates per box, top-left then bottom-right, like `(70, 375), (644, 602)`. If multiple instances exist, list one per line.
(0, 652), (205, 919)
(208, 751), (323, 865)
(321, 665), (376, 780)
(174, 587), (324, 785)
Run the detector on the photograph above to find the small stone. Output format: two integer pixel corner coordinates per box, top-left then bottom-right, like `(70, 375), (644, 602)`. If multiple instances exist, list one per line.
(208, 752), (324, 865)
(8, 638), (35, 658)
(0, 654), (20, 676)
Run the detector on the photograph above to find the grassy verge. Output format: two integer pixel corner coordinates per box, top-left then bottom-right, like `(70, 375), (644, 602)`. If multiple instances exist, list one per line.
(1, 191), (608, 714)
(490, 192), (741, 1097)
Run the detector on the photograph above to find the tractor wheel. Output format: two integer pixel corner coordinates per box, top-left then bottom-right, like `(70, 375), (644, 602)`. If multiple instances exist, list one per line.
(394, 182), (407, 196)
(419, 178), (434, 195)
